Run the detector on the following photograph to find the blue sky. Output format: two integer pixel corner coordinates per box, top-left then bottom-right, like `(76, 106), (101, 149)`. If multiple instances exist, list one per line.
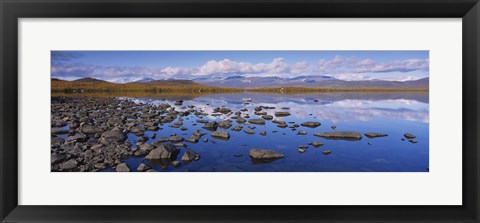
(51, 51), (429, 83)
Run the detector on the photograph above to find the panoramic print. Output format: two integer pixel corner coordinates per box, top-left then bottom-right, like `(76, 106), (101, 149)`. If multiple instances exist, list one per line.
(50, 51), (429, 172)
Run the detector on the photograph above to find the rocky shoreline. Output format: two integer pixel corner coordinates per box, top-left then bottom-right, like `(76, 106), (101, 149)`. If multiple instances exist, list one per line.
(51, 96), (418, 172)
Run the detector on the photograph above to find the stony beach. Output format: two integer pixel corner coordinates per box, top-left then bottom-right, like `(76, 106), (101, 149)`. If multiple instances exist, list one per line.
(50, 95), (422, 172)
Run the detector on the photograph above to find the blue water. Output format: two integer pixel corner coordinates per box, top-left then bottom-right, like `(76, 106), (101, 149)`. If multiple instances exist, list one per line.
(103, 92), (429, 172)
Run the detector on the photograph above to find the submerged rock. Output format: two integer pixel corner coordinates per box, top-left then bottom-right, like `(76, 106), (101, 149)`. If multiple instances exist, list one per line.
(314, 131), (362, 140)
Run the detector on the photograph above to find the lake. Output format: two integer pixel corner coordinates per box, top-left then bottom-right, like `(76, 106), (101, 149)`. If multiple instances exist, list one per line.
(91, 92), (428, 172)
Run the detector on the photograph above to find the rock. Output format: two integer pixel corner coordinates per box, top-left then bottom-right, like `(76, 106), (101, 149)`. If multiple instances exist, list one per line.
(116, 163), (130, 172)
(314, 131), (362, 140)
(297, 130), (307, 135)
(60, 159), (78, 170)
(171, 161), (181, 167)
(331, 125), (336, 130)
(174, 143), (186, 147)
(236, 117), (246, 123)
(232, 125), (243, 131)
(249, 119), (266, 125)
(51, 127), (70, 135)
(100, 129), (126, 144)
(139, 143), (155, 152)
(364, 132), (388, 138)
(145, 144), (179, 160)
(51, 153), (66, 164)
(141, 113), (157, 119)
(322, 150), (332, 155)
(185, 136), (199, 143)
(404, 133), (416, 139)
(158, 137), (169, 142)
(298, 148), (305, 153)
(312, 141), (324, 147)
(262, 115), (273, 120)
(249, 149), (284, 160)
(218, 120), (233, 129)
(300, 122), (321, 128)
(233, 153), (243, 157)
(81, 125), (102, 135)
(215, 107), (232, 114)
(409, 139), (418, 143)
(274, 111), (290, 117)
(277, 123), (288, 128)
(244, 129), (255, 134)
(196, 119), (208, 124)
(182, 149), (200, 162)
(65, 133), (88, 143)
(51, 137), (65, 146)
(94, 163), (106, 169)
(203, 138), (208, 142)
(254, 107), (262, 112)
(169, 135), (184, 142)
(211, 131), (230, 139)
(137, 163), (151, 172)
(203, 121), (219, 131)
(260, 130), (267, 136)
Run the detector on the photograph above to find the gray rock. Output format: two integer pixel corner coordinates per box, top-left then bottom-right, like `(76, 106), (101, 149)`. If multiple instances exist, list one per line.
(51, 153), (66, 164)
(185, 136), (199, 143)
(145, 144), (179, 160)
(249, 119), (266, 125)
(274, 111), (291, 117)
(404, 133), (416, 139)
(211, 131), (230, 139)
(100, 129), (126, 144)
(181, 149), (200, 162)
(169, 135), (184, 142)
(260, 130), (267, 136)
(409, 139), (418, 143)
(60, 159), (78, 171)
(300, 122), (321, 128)
(171, 161), (181, 167)
(81, 125), (102, 135)
(249, 149), (284, 160)
(322, 150), (332, 155)
(51, 127), (70, 135)
(364, 132), (388, 138)
(312, 141), (324, 147)
(262, 115), (273, 120)
(116, 163), (130, 172)
(65, 133), (88, 143)
(314, 131), (362, 140)
(244, 129), (255, 134)
(297, 130), (307, 135)
(137, 163), (151, 172)
(203, 121), (219, 131)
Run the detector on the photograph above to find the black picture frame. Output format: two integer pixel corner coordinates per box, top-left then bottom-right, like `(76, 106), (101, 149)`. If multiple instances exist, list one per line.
(1, 0), (479, 222)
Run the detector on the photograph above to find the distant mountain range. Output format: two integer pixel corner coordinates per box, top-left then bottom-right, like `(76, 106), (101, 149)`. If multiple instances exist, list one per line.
(51, 76), (429, 90)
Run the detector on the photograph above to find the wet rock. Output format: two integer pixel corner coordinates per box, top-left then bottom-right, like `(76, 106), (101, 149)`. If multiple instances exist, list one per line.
(51, 137), (65, 146)
(244, 129), (255, 134)
(60, 159), (78, 171)
(260, 130), (267, 136)
(277, 123), (288, 128)
(314, 131), (362, 140)
(364, 132), (388, 138)
(298, 148), (305, 153)
(186, 136), (199, 143)
(312, 141), (324, 147)
(404, 133), (416, 139)
(182, 149), (200, 162)
(262, 115), (273, 120)
(203, 121), (219, 131)
(137, 163), (151, 172)
(214, 107), (232, 114)
(169, 135), (184, 142)
(203, 138), (208, 142)
(298, 145), (308, 149)
(141, 113), (157, 119)
(255, 111), (267, 116)
(254, 106), (262, 112)
(174, 143), (187, 147)
(116, 163), (130, 172)
(145, 144), (179, 160)
(249, 149), (284, 160)
(218, 120), (233, 129)
(236, 117), (246, 123)
(409, 139), (418, 143)
(171, 161), (181, 167)
(249, 119), (266, 125)
(211, 131), (230, 139)
(232, 125), (243, 131)
(174, 100), (183, 106)
(297, 130), (307, 135)
(158, 137), (169, 142)
(196, 119), (208, 124)
(274, 111), (290, 117)
(322, 150), (332, 155)
(331, 125), (337, 130)
(300, 121), (321, 128)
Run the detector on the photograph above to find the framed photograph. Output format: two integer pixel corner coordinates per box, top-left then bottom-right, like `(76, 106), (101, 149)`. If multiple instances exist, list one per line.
(1, 0), (479, 222)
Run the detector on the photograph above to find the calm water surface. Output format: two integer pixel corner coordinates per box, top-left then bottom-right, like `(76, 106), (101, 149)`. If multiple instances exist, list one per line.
(101, 92), (428, 172)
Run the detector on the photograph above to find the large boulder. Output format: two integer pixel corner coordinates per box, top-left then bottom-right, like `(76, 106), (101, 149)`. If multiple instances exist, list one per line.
(203, 121), (219, 131)
(145, 144), (179, 160)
